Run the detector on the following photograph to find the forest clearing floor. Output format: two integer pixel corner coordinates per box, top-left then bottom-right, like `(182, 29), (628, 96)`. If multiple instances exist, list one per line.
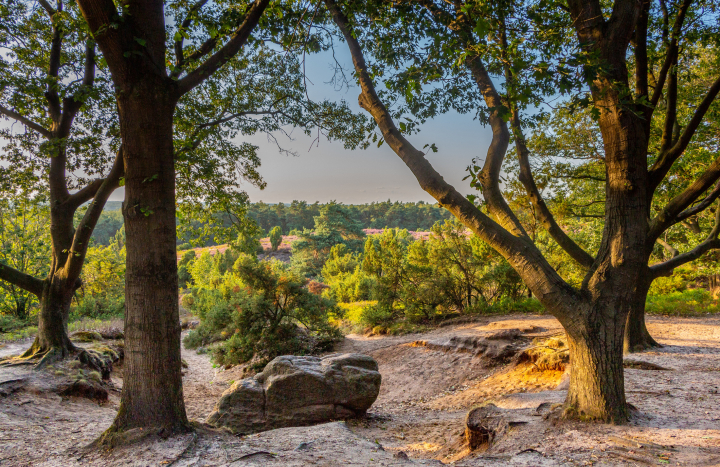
(1, 314), (720, 466)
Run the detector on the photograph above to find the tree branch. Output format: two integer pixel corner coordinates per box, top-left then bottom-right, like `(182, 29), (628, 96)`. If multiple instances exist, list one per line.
(510, 110), (595, 268)
(173, 0), (210, 72)
(65, 147), (124, 280)
(76, 0), (130, 79)
(0, 104), (52, 138)
(0, 262), (44, 297)
(325, 0), (581, 324)
(656, 237), (679, 258)
(651, 203), (720, 277)
(675, 181), (720, 223)
(37, 0), (56, 17)
(66, 178), (105, 210)
(59, 40), (96, 137)
(46, 17), (62, 125)
(634, 0), (650, 100)
(649, 157), (720, 240)
(176, 0), (270, 96)
(414, 0), (528, 238)
(649, 0), (692, 109)
(649, 74), (720, 192)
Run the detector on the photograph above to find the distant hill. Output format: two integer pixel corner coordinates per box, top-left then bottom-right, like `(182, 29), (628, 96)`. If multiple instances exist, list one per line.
(104, 201), (122, 211)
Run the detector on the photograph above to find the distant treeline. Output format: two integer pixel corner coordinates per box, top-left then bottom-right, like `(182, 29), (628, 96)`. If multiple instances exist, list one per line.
(249, 201), (452, 234)
(90, 200), (452, 246)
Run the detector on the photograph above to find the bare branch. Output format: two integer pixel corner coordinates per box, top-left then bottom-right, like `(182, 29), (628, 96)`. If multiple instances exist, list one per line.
(651, 203), (720, 277)
(176, 0), (270, 96)
(0, 262), (44, 297)
(676, 181), (720, 222)
(0, 104), (52, 138)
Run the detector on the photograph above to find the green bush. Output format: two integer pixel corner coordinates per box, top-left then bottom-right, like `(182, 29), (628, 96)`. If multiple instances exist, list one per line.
(269, 226), (283, 251)
(646, 289), (720, 316)
(359, 303), (395, 327)
(184, 254), (342, 369)
(0, 314), (27, 333)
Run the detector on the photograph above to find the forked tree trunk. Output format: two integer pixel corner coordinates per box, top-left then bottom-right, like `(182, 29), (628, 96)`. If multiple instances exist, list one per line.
(624, 276), (660, 352)
(103, 80), (189, 437)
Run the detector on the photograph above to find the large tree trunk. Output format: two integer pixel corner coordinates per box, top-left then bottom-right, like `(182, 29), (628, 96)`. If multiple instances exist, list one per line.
(624, 276), (660, 352)
(103, 79), (189, 437)
(20, 276), (77, 366)
(565, 305), (628, 423)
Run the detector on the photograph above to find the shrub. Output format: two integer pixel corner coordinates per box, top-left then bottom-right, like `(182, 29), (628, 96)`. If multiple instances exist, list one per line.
(269, 226), (283, 251)
(646, 289), (720, 316)
(0, 314), (27, 333)
(184, 255), (342, 369)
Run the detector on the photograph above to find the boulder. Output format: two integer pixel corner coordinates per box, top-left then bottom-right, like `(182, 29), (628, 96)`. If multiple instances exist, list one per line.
(206, 353), (381, 434)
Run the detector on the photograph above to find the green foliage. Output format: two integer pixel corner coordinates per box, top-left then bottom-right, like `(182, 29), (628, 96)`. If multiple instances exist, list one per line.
(248, 200), (452, 234)
(291, 202), (366, 278)
(0, 195), (50, 320)
(184, 254), (341, 369)
(324, 220), (530, 330)
(269, 226), (283, 252)
(72, 238), (126, 319)
(646, 289), (720, 316)
(362, 228), (413, 314)
(178, 250), (197, 289)
(90, 211), (124, 246)
(321, 244), (375, 302)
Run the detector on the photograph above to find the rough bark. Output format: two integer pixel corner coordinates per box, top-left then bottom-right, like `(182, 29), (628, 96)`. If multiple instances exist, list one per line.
(20, 277), (78, 366)
(624, 276), (660, 353)
(565, 314), (627, 422)
(75, 0), (270, 440)
(102, 82), (189, 436)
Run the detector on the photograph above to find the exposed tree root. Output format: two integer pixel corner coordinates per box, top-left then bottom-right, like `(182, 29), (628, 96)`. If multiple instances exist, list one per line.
(93, 422), (194, 449)
(625, 338), (662, 353)
(0, 346), (70, 369)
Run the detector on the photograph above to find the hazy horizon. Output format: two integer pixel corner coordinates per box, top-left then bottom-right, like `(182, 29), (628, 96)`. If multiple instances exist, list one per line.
(109, 49), (493, 204)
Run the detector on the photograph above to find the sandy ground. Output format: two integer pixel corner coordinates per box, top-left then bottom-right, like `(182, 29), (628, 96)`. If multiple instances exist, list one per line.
(1, 314), (720, 466)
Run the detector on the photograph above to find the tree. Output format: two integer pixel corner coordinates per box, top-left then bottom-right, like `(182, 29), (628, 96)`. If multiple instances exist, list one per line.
(0, 195), (51, 320)
(518, 40), (720, 351)
(0, 1), (123, 366)
(269, 226), (283, 251)
(325, 0), (720, 422)
(291, 202), (366, 277)
(72, 0), (368, 438)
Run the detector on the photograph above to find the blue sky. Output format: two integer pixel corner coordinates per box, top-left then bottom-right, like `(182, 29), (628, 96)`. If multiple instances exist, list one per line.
(111, 48), (495, 204)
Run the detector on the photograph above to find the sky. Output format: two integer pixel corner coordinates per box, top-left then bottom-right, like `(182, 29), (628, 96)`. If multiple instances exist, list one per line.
(107, 48), (494, 205)
(0, 41), (493, 205)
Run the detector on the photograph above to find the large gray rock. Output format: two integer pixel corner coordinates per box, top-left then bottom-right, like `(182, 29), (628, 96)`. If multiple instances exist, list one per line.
(206, 353), (381, 434)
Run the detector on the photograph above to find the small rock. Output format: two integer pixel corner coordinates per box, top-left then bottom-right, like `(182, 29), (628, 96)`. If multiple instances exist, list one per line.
(393, 451), (410, 460)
